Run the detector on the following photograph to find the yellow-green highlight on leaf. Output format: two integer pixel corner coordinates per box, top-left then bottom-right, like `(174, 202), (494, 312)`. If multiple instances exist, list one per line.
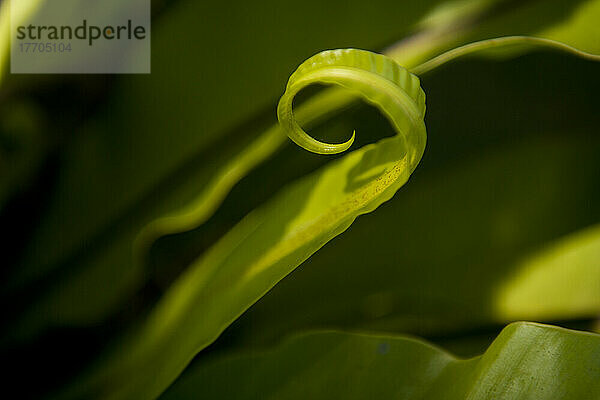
(0, 0), (45, 84)
(162, 322), (600, 400)
(495, 223), (600, 321)
(537, 0), (600, 56)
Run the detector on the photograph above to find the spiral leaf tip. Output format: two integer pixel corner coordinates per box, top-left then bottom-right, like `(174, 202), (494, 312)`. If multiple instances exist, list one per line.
(276, 49), (426, 158)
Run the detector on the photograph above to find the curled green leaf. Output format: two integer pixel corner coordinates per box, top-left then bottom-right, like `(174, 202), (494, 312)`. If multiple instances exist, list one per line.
(59, 50), (428, 400)
(277, 49), (426, 155)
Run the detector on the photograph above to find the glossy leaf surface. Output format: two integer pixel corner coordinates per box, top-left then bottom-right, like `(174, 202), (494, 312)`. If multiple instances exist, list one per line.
(162, 322), (600, 400)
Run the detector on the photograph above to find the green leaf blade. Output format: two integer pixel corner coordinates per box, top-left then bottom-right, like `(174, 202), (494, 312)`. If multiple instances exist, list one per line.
(161, 322), (600, 400)
(63, 47), (430, 399)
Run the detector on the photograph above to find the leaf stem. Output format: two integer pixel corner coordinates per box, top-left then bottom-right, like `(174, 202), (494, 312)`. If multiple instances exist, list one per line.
(411, 35), (600, 76)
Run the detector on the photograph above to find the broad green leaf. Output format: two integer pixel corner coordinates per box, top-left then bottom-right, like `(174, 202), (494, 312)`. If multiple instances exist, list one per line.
(161, 322), (600, 399)
(59, 48), (428, 400)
